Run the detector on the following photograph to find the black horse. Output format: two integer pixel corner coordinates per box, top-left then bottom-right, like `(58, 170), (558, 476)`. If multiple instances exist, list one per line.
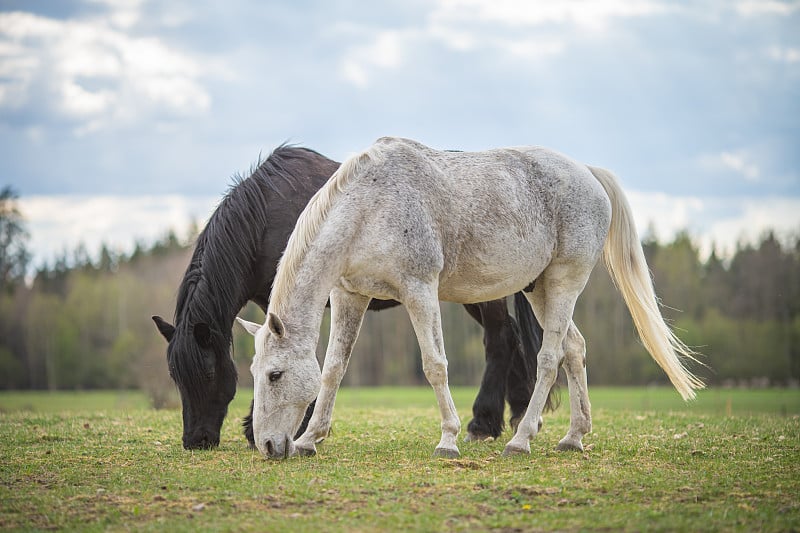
(152, 145), (555, 450)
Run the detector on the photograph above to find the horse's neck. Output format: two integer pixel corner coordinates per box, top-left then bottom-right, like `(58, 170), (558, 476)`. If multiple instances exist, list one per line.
(187, 239), (261, 327)
(247, 250), (273, 312)
(272, 242), (344, 337)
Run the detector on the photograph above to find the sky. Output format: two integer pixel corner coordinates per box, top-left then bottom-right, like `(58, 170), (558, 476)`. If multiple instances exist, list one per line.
(1, 0), (799, 270)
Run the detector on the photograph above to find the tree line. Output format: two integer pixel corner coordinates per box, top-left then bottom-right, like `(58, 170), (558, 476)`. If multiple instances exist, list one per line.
(0, 187), (798, 406)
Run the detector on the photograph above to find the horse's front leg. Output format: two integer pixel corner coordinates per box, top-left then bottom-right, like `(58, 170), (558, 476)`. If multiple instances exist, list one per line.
(294, 287), (370, 456)
(464, 299), (513, 441)
(404, 282), (461, 458)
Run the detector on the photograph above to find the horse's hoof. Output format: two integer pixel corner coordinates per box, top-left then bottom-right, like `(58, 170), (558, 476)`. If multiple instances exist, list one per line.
(555, 439), (583, 452)
(502, 444), (530, 457)
(295, 446), (317, 457)
(464, 432), (495, 443)
(433, 447), (460, 459)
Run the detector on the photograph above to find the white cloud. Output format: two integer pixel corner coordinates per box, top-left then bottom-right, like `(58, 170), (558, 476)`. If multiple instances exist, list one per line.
(20, 195), (218, 267)
(432, 0), (671, 30)
(86, 0), (146, 30)
(0, 9), (212, 133)
(61, 79), (115, 117)
(338, 0), (670, 87)
(495, 37), (566, 59)
(767, 46), (800, 63)
(425, 22), (476, 51)
(340, 29), (408, 88)
(699, 151), (761, 182)
(0, 41), (39, 108)
(627, 192), (800, 259)
(735, 0), (800, 17)
(368, 31), (405, 69)
(706, 198), (800, 255)
(340, 60), (370, 88)
(719, 152), (760, 182)
(627, 191), (706, 240)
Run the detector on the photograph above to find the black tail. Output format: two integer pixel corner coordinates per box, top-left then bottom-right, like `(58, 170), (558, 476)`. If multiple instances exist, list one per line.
(513, 291), (560, 412)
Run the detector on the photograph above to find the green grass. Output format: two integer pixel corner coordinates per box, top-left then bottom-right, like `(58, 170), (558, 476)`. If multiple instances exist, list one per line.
(1, 387), (798, 531)
(0, 390), (151, 413)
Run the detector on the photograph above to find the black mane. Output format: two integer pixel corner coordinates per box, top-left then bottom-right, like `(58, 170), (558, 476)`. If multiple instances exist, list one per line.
(171, 144), (327, 396)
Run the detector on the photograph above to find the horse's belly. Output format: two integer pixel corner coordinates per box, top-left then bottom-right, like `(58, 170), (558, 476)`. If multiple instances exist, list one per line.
(437, 246), (551, 303)
(437, 278), (524, 303)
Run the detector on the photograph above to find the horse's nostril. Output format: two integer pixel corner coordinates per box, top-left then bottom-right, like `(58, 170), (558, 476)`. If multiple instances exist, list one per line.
(265, 439), (275, 456)
(284, 435), (292, 459)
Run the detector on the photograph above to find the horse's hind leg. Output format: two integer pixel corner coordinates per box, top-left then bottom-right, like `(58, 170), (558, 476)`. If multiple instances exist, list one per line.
(294, 287), (370, 456)
(503, 261), (590, 456)
(556, 323), (591, 451)
(404, 282), (461, 458)
(464, 300), (512, 442)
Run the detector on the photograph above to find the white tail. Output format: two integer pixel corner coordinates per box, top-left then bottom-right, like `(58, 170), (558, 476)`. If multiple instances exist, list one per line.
(589, 166), (704, 400)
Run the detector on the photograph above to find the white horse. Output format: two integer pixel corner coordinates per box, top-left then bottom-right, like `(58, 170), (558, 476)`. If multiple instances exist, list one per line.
(237, 137), (703, 459)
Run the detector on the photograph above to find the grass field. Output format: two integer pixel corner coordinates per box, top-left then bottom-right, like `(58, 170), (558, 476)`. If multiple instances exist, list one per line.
(1, 386), (798, 531)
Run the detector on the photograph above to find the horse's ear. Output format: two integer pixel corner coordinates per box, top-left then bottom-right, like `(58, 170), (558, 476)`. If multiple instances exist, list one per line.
(267, 312), (285, 338)
(193, 323), (212, 347)
(235, 317), (261, 337)
(152, 316), (175, 342)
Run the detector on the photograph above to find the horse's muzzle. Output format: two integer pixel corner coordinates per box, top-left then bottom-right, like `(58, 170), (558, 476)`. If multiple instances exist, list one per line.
(183, 432), (220, 450)
(264, 434), (295, 459)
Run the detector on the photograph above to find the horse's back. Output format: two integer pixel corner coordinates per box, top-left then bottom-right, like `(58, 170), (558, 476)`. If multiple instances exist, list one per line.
(369, 138), (611, 257)
(338, 138), (611, 303)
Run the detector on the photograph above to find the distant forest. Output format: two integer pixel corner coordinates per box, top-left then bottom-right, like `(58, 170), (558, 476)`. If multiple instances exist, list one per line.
(1, 187), (798, 406)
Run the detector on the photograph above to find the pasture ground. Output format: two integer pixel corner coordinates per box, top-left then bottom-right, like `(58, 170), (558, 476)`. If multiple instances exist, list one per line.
(1, 387), (798, 532)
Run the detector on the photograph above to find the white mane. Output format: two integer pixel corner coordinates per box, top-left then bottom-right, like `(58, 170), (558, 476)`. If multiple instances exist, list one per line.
(268, 144), (383, 316)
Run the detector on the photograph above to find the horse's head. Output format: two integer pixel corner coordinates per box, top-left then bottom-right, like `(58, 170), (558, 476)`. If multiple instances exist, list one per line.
(152, 315), (237, 450)
(237, 313), (320, 459)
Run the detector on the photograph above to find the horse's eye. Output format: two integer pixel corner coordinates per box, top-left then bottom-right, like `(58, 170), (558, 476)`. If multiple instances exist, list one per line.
(269, 371), (283, 383)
